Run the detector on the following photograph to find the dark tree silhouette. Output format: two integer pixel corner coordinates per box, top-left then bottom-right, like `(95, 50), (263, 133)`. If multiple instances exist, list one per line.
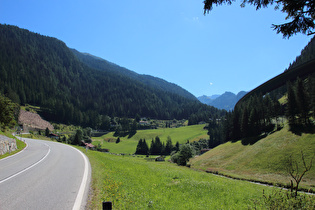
(204, 0), (315, 38)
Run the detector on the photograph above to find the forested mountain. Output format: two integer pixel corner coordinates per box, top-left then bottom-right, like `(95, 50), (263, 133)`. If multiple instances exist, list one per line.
(71, 49), (197, 101)
(198, 91), (247, 110)
(0, 24), (224, 128)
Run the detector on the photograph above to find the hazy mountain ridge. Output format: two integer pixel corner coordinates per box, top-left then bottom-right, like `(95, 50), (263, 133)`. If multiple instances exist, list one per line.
(198, 91), (247, 110)
(198, 95), (220, 105)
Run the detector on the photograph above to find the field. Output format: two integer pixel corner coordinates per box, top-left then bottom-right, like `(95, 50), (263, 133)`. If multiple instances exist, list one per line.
(83, 148), (275, 209)
(92, 124), (208, 154)
(190, 125), (315, 191)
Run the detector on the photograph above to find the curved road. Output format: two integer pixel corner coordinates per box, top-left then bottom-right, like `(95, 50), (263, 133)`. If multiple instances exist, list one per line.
(0, 138), (91, 210)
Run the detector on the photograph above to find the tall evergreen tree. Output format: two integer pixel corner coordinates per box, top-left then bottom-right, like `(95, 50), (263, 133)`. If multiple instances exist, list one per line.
(231, 108), (241, 141)
(164, 136), (173, 155)
(149, 139), (154, 155)
(264, 94), (274, 126)
(72, 129), (83, 145)
(273, 99), (282, 128)
(286, 82), (298, 129)
(135, 139), (143, 155)
(150, 136), (163, 155)
(295, 77), (309, 125)
(240, 106), (249, 138)
(174, 141), (180, 152)
(45, 127), (50, 137)
(129, 119), (137, 137)
(248, 108), (259, 136)
(142, 139), (149, 155)
(308, 75), (315, 118)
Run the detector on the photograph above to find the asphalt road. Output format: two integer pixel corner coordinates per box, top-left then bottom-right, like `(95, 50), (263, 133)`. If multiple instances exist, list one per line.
(0, 138), (91, 210)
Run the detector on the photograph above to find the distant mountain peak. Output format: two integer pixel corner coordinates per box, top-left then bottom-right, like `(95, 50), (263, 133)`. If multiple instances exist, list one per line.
(198, 91), (247, 110)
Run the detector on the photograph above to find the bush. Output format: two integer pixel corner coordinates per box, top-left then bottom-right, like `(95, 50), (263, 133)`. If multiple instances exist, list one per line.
(171, 152), (180, 164)
(260, 189), (315, 209)
(171, 144), (195, 166)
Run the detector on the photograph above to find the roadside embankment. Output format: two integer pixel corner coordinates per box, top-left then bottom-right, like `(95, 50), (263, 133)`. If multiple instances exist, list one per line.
(0, 135), (17, 155)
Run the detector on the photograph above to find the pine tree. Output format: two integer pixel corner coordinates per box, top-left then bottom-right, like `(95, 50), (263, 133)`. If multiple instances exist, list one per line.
(114, 124), (122, 137)
(174, 141), (180, 152)
(286, 82), (298, 129)
(149, 139), (155, 155)
(264, 94), (274, 126)
(240, 106), (249, 138)
(142, 139), (149, 155)
(273, 99), (282, 129)
(295, 78), (309, 125)
(164, 136), (173, 155)
(116, 137), (120, 144)
(129, 119), (137, 137)
(248, 108), (259, 136)
(73, 129), (83, 145)
(45, 127), (50, 137)
(231, 108), (241, 141)
(150, 136), (163, 155)
(308, 75), (315, 118)
(135, 139), (143, 154)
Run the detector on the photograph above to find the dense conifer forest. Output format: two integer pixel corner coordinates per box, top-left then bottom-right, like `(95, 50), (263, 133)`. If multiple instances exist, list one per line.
(71, 49), (197, 101)
(0, 24), (225, 129)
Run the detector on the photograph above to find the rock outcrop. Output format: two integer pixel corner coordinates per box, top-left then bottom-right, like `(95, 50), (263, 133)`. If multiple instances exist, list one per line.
(0, 135), (17, 155)
(19, 110), (54, 131)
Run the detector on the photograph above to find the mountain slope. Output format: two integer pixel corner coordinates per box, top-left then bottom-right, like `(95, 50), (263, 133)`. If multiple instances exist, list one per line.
(71, 49), (197, 101)
(190, 125), (315, 191)
(0, 24), (223, 128)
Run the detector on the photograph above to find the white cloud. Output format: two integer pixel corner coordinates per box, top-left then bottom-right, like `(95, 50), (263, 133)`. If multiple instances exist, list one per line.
(210, 82), (213, 86)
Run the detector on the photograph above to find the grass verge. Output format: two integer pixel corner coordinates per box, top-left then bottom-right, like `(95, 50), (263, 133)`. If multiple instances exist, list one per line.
(81, 148), (277, 209)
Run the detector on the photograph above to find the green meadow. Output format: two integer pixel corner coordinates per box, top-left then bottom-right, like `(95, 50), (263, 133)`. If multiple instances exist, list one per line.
(83, 148), (274, 210)
(92, 124), (208, 154)
(190, 125), (315, 191)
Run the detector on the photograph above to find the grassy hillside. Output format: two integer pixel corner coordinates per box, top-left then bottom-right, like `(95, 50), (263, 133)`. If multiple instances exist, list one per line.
(92, 124), (208, 154)
(82, 147), (275, 209)
(190, 125), (315, 191)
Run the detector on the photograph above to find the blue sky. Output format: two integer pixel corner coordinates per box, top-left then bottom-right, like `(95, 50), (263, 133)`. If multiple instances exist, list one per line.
(1, 0), (312, 97)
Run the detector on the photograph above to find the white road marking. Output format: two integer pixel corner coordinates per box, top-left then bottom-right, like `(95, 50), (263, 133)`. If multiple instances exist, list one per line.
(70, 146), (90, 210)
(0, 143), (51, 184)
